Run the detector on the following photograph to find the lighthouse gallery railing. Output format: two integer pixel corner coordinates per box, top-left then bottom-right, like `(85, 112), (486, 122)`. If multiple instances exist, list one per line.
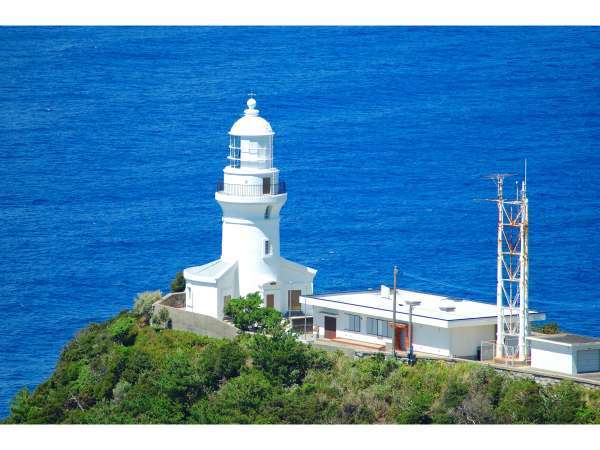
(216, 181), (287, 196)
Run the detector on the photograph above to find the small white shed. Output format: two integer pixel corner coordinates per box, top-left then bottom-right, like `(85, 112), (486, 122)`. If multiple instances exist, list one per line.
(528, 334), (600, 375)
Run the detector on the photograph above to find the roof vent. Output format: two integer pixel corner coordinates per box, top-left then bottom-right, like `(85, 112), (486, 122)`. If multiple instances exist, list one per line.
(439, 300), (456, 312)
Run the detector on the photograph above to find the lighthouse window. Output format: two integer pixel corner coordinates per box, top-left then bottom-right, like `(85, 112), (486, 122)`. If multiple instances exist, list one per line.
(264, 240), (271, 256)
(264, 206), (272, 219)
(229, 136), (241, 168)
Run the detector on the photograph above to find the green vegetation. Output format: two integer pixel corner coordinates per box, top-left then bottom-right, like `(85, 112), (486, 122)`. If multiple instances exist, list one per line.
(224, 292), (285, 334)
(170, 271), (185, 293)
(151, 308), (171, 330)
(532, 321), (561, 334)
(4, 293), (599, 424)
(132, 290), (162, 320)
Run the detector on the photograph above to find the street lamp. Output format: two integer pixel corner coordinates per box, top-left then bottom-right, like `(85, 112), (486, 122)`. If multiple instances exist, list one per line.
(392, 266), (398, 360)
(405, 299), (421, 366)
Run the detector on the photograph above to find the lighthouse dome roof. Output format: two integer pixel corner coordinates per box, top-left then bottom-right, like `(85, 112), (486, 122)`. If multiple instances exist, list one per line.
(229, 98), (274, 136)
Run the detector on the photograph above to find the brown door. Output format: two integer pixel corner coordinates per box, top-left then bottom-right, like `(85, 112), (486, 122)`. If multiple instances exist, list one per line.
(324, 316), (336, 339)
(394, 327), (403, 351)
(288, 289), (301, 311)
(394, 324), (409, 351)
(266, 294), (274, 308)
(262, 177), (271, 194)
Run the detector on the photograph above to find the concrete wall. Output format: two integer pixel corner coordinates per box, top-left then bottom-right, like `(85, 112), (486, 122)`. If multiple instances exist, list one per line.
(449, 325), (496, 358)
(162, 292), (185, 308)
(530, 340), (575, 375)
(155, 294), (239, 339)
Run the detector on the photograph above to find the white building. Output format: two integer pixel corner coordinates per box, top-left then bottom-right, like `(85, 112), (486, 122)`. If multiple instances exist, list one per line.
(183, 98), (317, 320)
(528, 334), (600, 375)
(301, 286), (545, 358)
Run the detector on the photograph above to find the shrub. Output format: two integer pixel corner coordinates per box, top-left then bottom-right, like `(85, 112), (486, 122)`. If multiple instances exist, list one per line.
(494, 379), (546, 424)
(6, 388), (32, 424)
(196, 340), (247, 391)
(170, 271), (185, 293)
(249, 332), (312, 386)
(151, 308), (171, 329)
(189, 370), (277, 424)
(132, 290), (162, 318)
(532, 321), (560, 334)
(544, 381), (587, 424)
(108, 316), (137, 345)
(112, 380), (131, 403)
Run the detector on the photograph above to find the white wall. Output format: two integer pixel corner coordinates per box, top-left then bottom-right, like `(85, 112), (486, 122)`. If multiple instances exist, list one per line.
(413, 324), (451, 357)
(276, 265), (314, 313)
(313, 309), (391, 345)
(530, 340), (575, 375)
(187, 281), (219, 318)
(216, 266), (239, 320)
(449, 325), (496, 358)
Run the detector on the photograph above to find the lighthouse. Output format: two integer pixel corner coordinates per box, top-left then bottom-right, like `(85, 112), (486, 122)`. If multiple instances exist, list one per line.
(183, 97), (317, 320)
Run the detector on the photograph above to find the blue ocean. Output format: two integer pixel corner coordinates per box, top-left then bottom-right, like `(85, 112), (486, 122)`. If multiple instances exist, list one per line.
(1, 27), (599, 416)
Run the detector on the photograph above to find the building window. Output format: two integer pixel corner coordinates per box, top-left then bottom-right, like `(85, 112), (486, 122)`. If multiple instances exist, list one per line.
(367, 317), (393, 338)
(264, 240), (271, 255)
(347, 314), (361, 332)
(264, 206), (272, 219)
(229, 136), (241, 168)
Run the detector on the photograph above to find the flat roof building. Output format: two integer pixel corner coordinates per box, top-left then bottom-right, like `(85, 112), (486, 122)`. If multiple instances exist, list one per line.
(301, 286), (545, 358)
(528, 333), (600, 375)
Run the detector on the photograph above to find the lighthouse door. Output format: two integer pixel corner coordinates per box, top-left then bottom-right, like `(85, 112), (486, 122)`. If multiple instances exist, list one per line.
(262, 177), (271, 194)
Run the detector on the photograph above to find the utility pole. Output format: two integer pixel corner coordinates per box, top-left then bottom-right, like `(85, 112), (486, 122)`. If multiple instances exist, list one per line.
(392, 265), (398, 360)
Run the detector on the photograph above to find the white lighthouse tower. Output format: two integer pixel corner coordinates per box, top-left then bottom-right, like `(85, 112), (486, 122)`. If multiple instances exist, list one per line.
(183, 97), (317, 320)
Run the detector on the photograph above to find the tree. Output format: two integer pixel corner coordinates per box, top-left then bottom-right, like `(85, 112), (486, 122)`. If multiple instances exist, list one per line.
(170, 271), (185, 293)
(248, 332), (312, 386)
(132, 290), (162, 319)
(6, 388), (32, 424)
(224, 292), (286, 333)
(189, 370), (277, 424)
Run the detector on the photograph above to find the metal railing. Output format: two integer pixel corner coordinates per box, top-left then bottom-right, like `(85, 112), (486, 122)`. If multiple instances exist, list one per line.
(216, 180), (286, 196)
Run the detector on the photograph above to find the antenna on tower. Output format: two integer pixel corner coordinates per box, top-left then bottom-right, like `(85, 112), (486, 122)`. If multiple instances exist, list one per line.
(247, 91), (256, 99)
(483, 170), (529, 364)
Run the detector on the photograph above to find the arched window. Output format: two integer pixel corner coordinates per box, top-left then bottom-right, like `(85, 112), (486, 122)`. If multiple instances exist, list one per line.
(264, 206), (272, 219)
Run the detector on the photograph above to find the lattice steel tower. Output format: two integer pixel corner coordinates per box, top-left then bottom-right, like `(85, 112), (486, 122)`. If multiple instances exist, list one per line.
(487, 168), (529, 362)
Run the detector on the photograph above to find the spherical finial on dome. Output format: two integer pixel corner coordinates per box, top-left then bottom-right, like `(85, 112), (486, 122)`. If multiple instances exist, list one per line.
(244, 95), (259, 117)
(230, 94), (273, 135)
